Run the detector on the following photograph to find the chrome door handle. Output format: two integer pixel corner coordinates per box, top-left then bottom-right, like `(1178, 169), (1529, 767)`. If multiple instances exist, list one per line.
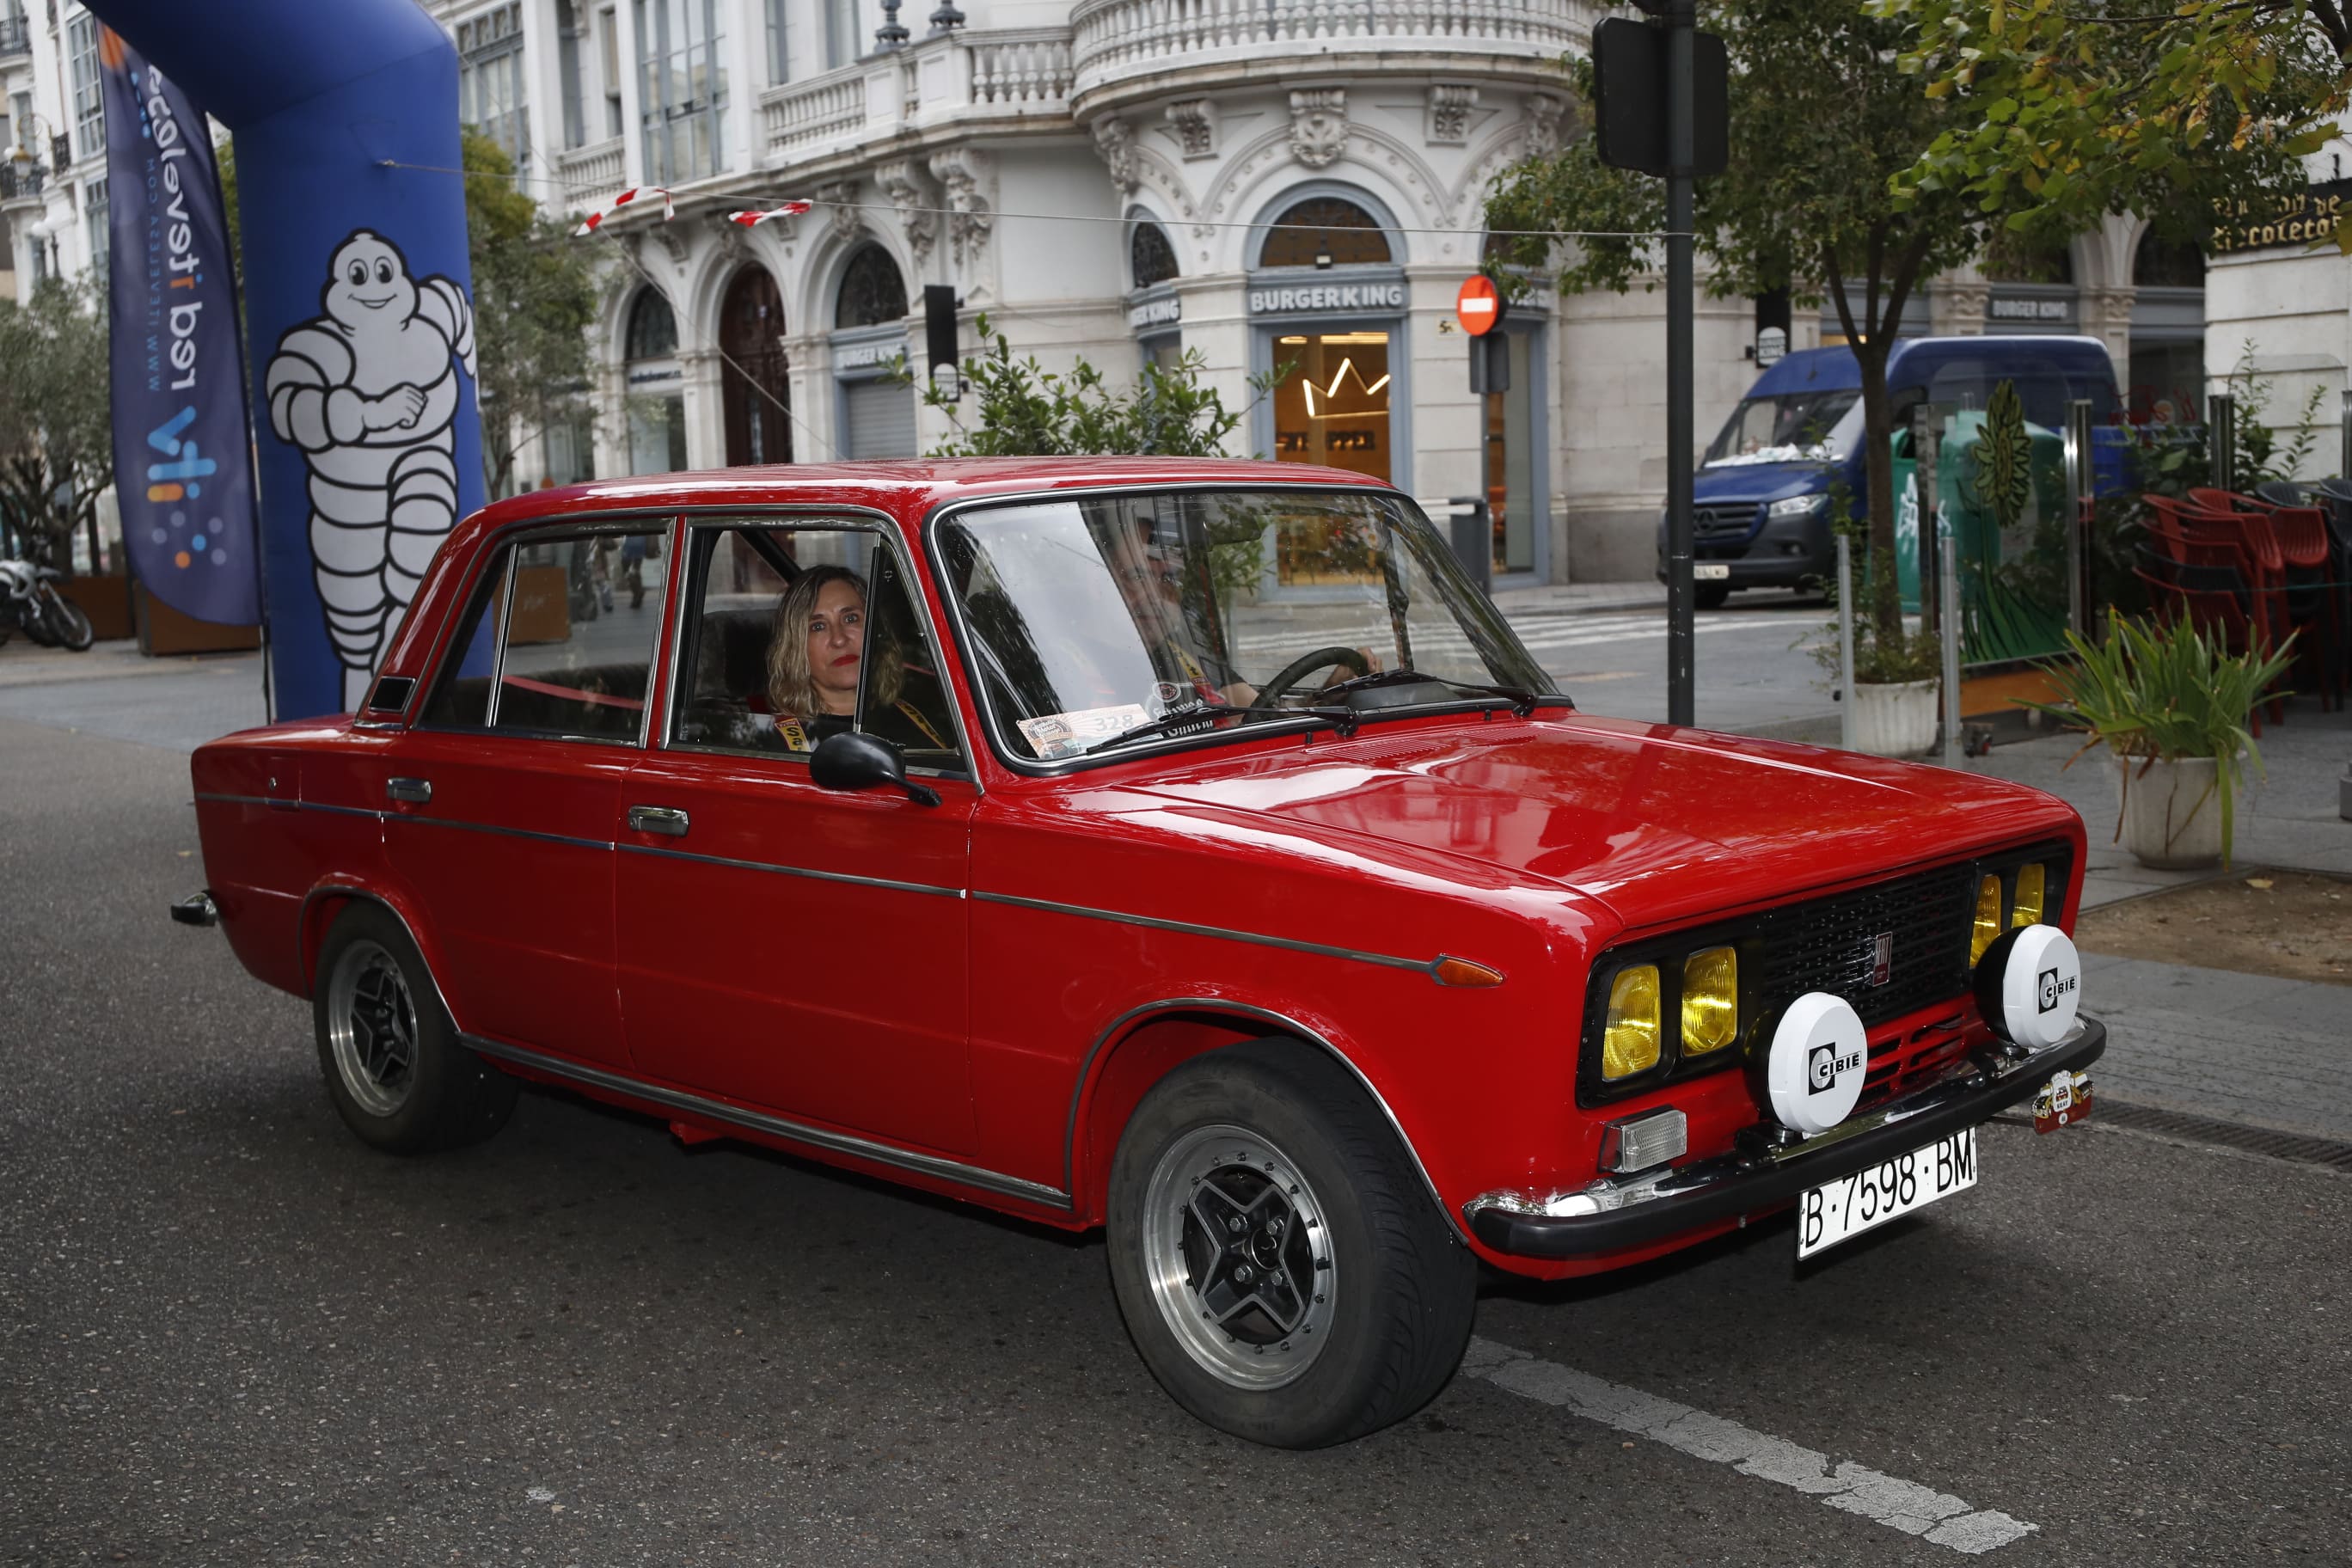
(627, 805), (689, 837)
(385, 777), (432, 805)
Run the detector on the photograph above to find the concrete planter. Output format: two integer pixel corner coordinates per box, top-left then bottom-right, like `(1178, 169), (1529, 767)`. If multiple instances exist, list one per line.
(1850, 678), (1939, 758)
(2116, 753), (2226, 869)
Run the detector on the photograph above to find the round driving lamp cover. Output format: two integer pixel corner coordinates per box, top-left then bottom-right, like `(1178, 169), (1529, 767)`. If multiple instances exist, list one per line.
(1765, 991), (1868, 1135)
(1972, 923), (2082, 1049)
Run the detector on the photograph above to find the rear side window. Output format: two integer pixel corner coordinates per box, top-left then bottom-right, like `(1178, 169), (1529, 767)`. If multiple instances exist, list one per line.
(419, 524), (672, 743)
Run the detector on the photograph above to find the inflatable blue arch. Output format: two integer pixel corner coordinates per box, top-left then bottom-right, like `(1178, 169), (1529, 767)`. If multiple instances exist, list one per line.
(92, 0), (483, 718)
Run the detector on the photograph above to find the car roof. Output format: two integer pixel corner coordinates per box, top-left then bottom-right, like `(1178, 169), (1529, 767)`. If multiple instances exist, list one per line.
(1747, 335), (2119, 399)
(465, 456), (1392, 542)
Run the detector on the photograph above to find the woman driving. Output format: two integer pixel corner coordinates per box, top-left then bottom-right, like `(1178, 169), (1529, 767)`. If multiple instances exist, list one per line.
(765, 564), (948, 755)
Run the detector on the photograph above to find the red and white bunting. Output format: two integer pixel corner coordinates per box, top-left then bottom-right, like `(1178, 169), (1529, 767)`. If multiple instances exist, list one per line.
(574, 187), (675, 237)
(725, 201), (814, 228)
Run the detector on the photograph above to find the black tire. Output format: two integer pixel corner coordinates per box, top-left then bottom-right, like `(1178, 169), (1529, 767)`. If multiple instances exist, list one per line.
(312, 903), (517, 1154)
(40, 592), (94, 651)
(1106, 1039), (1476, 1449)
(17, 602), (58, 646)
(1694, 581), (1732, 611)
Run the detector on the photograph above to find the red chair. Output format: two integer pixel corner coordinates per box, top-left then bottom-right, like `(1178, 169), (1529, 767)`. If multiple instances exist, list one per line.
(2184, 489), (2340, 708)
(2131, 546), (2285, 732)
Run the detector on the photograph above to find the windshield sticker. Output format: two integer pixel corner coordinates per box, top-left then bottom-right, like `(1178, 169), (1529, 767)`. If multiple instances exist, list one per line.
(1018, 705), (1153, 760)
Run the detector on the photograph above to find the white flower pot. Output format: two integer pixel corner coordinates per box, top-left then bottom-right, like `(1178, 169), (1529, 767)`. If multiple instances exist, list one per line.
(2115, 753), (2226, 869)
(1849, 678), (1939, 758)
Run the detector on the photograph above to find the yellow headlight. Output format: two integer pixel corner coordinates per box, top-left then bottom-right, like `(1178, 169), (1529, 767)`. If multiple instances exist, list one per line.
(2012, 862), (2046, 929)
(1970, 873), (2003, 964)
(1681, 946), (1738, 1056)
(1602, 965), (1662, 1080)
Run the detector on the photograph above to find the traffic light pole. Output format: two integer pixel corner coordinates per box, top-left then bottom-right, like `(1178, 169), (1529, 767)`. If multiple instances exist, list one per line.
(1663, 0), (1696, 727)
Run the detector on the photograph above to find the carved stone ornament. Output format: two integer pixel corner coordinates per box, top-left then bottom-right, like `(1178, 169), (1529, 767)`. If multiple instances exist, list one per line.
(1427, 84), (1479, 146)
(876, 159), (939, 263)
(928, 149), (995, 269)
(646, 223), (690, 272)
(817, 180), (866, 242)
(1092, 117), (1140, 194)
(1524, 93), (1563, 160)
(1165, 99), (1217, 161)
(1287, 89), (1347, 169)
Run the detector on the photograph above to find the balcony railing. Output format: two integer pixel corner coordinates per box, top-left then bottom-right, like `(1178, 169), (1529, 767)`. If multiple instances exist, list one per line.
(553, 137), (626, 214)
(1070, 0), (1585, 99)
(759, 28), (1074, 164)
(0, 162), (46, 205)
(0, 15), (31, 58)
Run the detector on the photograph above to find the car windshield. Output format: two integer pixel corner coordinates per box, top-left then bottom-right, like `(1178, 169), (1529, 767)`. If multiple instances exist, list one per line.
(934, 488), (1557, 762)
(1705, 389), (1858, 465)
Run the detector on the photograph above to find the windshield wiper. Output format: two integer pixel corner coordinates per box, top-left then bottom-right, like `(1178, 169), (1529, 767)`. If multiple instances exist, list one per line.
(1314, 669), (1571, 719)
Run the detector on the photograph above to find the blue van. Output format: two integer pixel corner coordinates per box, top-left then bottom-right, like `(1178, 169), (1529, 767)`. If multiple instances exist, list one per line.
(1657, 335), (2123, 607)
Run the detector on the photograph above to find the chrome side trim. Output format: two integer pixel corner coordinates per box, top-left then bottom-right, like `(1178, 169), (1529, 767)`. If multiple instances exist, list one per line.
(461, 1033), (1070, 1210)
(1059, 997), (1464, 1244)
(972, 890), (1436, 976)
(395, 814), (612, 854)
(615, 840), (965, 898)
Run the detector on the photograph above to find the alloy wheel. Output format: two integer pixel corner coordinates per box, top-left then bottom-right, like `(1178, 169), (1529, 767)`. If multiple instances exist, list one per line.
(1141, 1123), (1337, 1389)
(325, 940), (420, 1118)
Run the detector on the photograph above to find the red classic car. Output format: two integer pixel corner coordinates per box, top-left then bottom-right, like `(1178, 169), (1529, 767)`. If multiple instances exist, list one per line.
(180, 458), (2102, 1449)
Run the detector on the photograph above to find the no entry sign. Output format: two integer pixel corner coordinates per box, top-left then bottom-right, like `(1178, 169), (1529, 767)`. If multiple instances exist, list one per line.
(1456, 274), (1504, 337)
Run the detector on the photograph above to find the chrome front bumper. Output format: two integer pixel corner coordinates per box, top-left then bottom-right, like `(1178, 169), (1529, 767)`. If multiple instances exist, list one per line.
(1465, 1016), (2107, 1259)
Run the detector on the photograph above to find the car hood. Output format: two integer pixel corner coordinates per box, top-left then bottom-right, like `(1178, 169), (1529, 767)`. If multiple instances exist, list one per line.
(1121, 714), (2075, 931)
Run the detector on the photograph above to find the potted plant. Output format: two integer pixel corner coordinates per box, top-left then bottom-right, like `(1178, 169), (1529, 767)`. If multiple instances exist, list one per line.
(2019, 611), (2292, 869)
(1813, 568), (1942, 757)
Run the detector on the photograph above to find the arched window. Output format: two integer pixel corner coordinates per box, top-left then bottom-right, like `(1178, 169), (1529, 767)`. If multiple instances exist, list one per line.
(1259, 196), (1391, 268)
(1981, 239), (2074, 285)
(626, 288), (679, 359)
(2135, 230), (2206, 288)
(1130, 221), (1179, 289)
(835, 244), (909, 329)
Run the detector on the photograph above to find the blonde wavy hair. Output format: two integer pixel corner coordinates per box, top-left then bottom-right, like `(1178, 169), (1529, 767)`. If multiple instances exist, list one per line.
(765, 565), (902, 717)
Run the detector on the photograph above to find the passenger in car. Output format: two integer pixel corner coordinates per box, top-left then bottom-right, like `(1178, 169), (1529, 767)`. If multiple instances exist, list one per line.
(764, 566), (949, 756)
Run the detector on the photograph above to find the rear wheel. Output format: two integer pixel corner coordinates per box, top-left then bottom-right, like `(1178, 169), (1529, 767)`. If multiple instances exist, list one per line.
(314, 904), (516, 1153)
(1106, 1040), (1476, 1449)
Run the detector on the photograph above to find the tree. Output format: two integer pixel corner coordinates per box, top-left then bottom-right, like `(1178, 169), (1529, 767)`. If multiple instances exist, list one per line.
(0, 280), (113, 569)
(922, 318), (1291, 606)
(459, 130), (597, 496)
(1488, 18), (1988, 652)
(1880, 0), (2347, 248)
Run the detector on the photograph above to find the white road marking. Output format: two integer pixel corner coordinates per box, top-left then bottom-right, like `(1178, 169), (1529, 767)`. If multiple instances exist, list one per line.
(1456, 1338), (2039, 1555)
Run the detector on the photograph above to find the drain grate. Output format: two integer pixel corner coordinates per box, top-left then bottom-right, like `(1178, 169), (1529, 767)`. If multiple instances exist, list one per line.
(2069, 1099), (2352, 1172)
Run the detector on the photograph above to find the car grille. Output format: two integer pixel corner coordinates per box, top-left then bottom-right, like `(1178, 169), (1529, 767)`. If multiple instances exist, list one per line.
(1576, 842), (2073, 1106)
(1693, 505), (1758, 542)
(1747, 861), (1981, 1029)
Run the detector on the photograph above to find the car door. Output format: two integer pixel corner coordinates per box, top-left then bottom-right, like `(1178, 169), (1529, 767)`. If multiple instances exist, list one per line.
(615, 517), (979, 1155)
(382, 517), (674, 1069)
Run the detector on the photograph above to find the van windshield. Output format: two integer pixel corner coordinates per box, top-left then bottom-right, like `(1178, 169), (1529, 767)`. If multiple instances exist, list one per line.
(1705, 390), (1858, 465)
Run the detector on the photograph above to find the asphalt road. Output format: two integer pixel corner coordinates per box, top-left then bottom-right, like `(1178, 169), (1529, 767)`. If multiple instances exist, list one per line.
(3, 716), (2345, 1567)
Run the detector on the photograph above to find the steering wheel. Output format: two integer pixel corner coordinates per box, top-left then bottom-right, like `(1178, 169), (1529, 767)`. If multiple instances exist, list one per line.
(1253, 645), (1371, 710)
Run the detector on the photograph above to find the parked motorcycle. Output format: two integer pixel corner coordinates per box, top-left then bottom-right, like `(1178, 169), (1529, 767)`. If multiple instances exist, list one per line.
(0, 559), (96, 651)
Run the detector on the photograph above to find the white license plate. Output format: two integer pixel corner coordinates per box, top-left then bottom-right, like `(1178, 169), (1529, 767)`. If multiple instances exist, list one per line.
(1694, 563), (1730, 580)
(1796, 1130), (1977, 1259)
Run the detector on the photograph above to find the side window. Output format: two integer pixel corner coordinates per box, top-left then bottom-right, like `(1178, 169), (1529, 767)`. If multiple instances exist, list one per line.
(418, 524), (670, 742)
(669, 521), (965, 774)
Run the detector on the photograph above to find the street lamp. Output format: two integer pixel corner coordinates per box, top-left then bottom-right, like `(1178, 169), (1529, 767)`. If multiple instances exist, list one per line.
(2, 108), (52, 169)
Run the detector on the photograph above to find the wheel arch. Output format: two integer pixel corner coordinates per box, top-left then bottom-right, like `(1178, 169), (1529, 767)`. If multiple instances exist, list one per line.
(297, 879), (460, 1031)
(1064, 999), (1462, 1243)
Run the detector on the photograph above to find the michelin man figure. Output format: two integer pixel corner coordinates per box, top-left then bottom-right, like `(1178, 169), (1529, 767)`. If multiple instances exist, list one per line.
(266, 230), (476, 709)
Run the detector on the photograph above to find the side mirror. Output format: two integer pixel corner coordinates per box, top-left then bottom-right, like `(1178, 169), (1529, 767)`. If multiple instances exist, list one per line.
(809, 730), (942, 807)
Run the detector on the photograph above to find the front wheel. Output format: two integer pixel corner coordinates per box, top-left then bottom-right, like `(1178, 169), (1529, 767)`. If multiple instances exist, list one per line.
(1106, 1040), (1476, 1448)
(39, 591), (94, 650)
(313, 904), (517, 1153)
(1694, 581), (1731, 611)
